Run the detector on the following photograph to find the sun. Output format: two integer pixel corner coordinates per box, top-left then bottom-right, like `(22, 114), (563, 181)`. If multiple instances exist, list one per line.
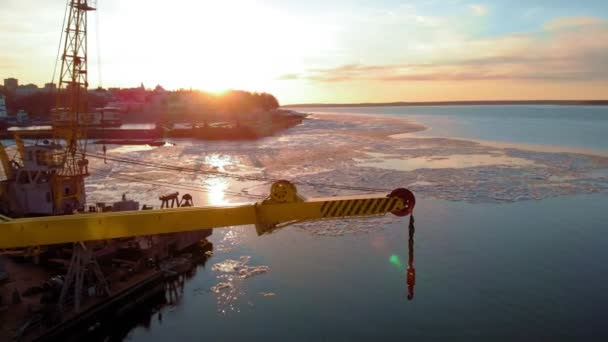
(91, 0), (335, 98)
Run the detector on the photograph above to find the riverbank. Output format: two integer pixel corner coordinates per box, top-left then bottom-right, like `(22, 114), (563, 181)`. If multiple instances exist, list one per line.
(0, 110), (305, 141)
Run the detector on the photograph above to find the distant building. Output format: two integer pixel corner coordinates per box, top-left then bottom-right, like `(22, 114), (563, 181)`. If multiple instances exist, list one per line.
(0, 94), (8, 119)
(15, 83), (40, 97)
(44, 83), (57, 92)
(3, 78), (18, 92)
(106, 100), (145, 113)
(135, 83), (146, 102)
(89, 87), (112, 100)
(107, 88), (121, 99)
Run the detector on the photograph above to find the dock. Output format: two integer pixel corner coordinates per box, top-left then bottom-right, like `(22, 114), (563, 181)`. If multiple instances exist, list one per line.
(0, 111), (305, 141)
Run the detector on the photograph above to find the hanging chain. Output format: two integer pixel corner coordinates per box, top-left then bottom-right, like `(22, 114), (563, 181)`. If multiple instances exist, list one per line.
(407, 214), (416, 300)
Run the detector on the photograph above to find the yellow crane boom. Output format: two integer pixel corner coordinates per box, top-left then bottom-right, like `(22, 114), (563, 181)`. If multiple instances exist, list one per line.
(0, 180), (415, 249)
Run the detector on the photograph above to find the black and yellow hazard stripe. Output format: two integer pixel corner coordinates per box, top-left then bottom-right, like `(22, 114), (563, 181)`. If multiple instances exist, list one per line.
(320, 197), (402, 218)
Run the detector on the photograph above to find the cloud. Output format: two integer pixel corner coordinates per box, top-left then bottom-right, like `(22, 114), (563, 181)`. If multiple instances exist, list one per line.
(277, 73), (301, 80)
(279, 16), (608, 84)
(469, 4), (488, 17)
(301, 59), (607, 83)
(543, 16), (604, 31)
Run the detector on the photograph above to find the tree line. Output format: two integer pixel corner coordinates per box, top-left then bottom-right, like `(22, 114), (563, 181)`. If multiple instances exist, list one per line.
(0, 87), (280, 123)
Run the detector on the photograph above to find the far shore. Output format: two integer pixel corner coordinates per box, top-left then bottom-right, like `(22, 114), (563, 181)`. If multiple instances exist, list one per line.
(283, 100), (608, 108)
(0, 110), (306, 141)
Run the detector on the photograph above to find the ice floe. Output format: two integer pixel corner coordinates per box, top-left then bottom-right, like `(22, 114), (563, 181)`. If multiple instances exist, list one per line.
(78, 112), (608, 219)
(210, 282), (233, 294)
(209, 256), (271, 314)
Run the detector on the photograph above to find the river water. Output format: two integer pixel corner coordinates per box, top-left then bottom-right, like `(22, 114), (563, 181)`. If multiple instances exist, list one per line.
(85, 105), (608, 341)
(299, 105), (608, 154)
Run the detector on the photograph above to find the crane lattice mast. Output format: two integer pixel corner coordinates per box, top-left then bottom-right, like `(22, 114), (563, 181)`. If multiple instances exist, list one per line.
(52, 0), (96, 214)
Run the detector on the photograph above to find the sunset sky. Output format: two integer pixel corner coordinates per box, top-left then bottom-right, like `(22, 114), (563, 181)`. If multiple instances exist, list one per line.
(1, 0), (607, 104)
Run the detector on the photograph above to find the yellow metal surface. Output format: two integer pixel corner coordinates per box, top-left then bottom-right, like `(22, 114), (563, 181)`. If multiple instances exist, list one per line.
(0, 142), (12, 179)
(0, 193), (404, 249)
(14, 133), (25, 163)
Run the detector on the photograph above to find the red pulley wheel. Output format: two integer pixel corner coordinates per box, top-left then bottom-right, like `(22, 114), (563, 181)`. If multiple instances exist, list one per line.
(389, 188), (415, 217)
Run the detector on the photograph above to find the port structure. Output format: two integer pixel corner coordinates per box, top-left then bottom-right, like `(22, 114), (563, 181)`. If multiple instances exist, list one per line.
(0, 0), (97, 217)
(0, 180), (415, 249)
(52, 0), (97, 214)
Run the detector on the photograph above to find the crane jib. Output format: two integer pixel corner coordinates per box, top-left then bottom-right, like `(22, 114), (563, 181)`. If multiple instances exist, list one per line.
(0, 186), (415, 249)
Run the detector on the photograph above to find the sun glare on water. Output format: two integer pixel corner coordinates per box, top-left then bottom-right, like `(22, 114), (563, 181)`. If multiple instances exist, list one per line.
(204, 154), (235, 171)
(202, 154), (235, 205)
(205, 177), (229, 206)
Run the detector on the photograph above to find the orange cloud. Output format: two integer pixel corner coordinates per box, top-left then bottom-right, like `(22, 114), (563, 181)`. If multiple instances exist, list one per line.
(282, 16), (608, 84)
(543, 16), (604, 31)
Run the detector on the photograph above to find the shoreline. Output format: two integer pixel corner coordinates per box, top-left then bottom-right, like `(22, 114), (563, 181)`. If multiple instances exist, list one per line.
(283, 100), (608, 108)
(0, 110), (306, 141)
(303, 110), (608, 158)
(391, 132), (608, 158)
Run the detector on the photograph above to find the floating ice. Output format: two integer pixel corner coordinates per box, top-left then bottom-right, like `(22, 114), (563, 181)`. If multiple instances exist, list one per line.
(355, 153), (535, 171)
(239, 266), (270, 279)
(210, 282), (233, 293)
(83, 112), (608, 229)
(209, 256), (271, 313)
(212, 256), (268, 278)
(212, 259), (243, 273)
(295, 216), (401, 236)
(108, 145), (156, 154)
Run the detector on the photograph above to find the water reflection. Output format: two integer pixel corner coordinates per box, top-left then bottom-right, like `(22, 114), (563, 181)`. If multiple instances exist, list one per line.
(201, 154), (239, 206)
(81, 243), (213, 342)
(204, 154), (234, 171)
(210, 255), (271, 315)
(215, 227), (245, 253)
(205, 177), (229, 206)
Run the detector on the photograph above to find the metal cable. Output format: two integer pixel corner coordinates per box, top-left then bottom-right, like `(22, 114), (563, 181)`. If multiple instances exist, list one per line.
(92, 170), (264, 200)
(51, 0), (70, 86)
(86, 152), (392, 193)
(88, 166), (264, 201)
(94, 2), (102, 88)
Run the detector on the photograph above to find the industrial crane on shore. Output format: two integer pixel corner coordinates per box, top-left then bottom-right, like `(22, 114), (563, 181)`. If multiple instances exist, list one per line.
(0, 0), (94, 217)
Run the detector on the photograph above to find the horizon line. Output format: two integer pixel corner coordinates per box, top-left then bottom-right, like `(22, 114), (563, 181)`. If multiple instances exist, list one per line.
(282, 100), (608, 108)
